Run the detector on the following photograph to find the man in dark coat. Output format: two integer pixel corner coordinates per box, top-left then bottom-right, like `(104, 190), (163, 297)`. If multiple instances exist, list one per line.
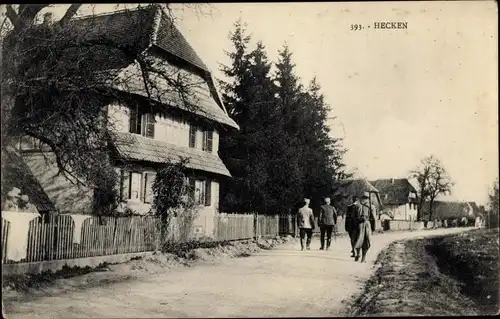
(353, 192), (377, 262)
(345, 196), (359, 257)
(319, 197), (337, 250)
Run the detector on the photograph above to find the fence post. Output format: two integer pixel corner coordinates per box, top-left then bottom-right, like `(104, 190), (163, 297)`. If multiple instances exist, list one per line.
(253, 212), (257, 240)
(275, 214), (279, 237)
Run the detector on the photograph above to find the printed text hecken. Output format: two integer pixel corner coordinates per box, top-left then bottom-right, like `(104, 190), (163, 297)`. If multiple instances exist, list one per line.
(373, 22), (408, 29)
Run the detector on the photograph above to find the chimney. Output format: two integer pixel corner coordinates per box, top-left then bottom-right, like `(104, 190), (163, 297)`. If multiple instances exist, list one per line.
(43, 12), (54, 25)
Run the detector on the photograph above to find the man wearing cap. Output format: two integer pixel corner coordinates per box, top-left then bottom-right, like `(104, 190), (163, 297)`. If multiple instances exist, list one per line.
(345, 195), (360, 257)
(297, 198), (315, 251)
(319, 197), (337, 250)
(353, 192), (377, 262)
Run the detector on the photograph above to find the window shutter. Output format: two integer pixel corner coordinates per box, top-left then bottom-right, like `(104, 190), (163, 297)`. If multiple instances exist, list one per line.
(145, 113), (155, 138)
(144, 172), (156, 203)
(120, 170), (130, 201)
(129, 106), (138, 134)
(206, 130), (213, 152)
(204, 180), (211, 206)
(189, 125), (196, 148)
(202, 131), (207, 151)
(188, 177), (196, 201)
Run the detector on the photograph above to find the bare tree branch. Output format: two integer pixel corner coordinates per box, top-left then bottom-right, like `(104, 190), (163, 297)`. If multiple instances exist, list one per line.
(58, 4), (82, 27)
(5, 5), (19, 29)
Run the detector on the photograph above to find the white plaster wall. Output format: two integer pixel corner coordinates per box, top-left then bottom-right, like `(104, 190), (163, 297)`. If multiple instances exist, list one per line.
(107, 103), (220, 152)
(384, 203), (418, 221)
(119, 175), (220, 238)
(192, 181), (219, 238)
(107, 103), (130, 133)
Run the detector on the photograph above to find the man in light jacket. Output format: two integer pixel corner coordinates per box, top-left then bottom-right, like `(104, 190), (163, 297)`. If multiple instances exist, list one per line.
(319, 197), (337, 250)
(297, 198), (315, 251)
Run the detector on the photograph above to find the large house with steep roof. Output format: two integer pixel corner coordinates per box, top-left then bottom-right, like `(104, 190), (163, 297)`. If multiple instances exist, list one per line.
(15, 6), (238, 238)
(370, 178), (418, 221)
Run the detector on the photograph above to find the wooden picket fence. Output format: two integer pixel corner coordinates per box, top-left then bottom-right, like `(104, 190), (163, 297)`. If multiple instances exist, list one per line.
(1, 213), (281, 264)
(256, 214), (279, 238)
(214, 214), (255, 241)
(1, 215), (160, 264)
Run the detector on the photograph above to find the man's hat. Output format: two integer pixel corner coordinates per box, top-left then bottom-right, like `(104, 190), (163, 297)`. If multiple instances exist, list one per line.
(361, 192), (370, 199)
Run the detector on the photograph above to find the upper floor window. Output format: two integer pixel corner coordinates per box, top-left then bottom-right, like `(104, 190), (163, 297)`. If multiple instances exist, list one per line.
(202, 130), (213, 152)
(129, 105), (155, 138)
(189, 124), (213, 153)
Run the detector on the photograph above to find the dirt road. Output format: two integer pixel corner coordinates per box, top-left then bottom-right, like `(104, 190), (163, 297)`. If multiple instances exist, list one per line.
(4, 228), (471, 318)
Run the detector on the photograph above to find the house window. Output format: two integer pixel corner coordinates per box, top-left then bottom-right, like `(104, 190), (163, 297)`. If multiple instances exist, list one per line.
(189, 125), (196, 148)
(188, 178), (211, 206)
(120, 170), (142, 201)
(129, 105), (155, 138)
(143, 172), (156, 204)
(202, 130), (213, 153)
(142, 113), (155, 138)
(129, 172), (142, 201)
(119, 171), (141, 201)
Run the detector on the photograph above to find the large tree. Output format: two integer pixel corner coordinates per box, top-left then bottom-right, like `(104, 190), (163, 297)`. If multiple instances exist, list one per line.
(0, 4), (206, 212)
(219, 20), (284, 213)
(411, 155), (454, 221)
(219, 23), (348, 215)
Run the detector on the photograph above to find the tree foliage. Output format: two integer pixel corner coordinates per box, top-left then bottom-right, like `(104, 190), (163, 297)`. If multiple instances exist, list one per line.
(151, 158), (201, 241)
(151, 158), (191, 222)
(411, 155), (454, 220)
(1, 4), (205, 213)
(219, 20), (348, 214)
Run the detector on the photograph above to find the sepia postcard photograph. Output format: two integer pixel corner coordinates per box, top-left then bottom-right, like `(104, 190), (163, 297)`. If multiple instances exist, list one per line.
(0, 1), (498, 318)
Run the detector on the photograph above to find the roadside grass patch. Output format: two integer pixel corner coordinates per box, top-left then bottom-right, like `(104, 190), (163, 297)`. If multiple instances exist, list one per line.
(425, 228), (499, 315)
(345, 238), (480, 317)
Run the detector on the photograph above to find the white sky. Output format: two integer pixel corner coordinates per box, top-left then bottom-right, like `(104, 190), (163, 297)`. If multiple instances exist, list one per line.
(20, 2), (500, 205)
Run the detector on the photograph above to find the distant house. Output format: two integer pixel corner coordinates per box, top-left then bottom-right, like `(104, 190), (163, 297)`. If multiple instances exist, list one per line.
(421, 201), (474, 221)
(332, 179), (382, 216)
(370, 178), (418, 221)
(15, 6), (239, 238)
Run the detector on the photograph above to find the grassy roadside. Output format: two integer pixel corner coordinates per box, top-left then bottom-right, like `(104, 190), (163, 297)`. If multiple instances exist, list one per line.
(343, 238), (479, 316)
(425, 229), (499, 315)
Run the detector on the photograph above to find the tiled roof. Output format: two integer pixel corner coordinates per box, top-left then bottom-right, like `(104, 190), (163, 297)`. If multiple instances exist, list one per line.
(70, 6), (208, 71)
(112, 132), (231, 177)
(67, 6), (237, 129)
(115, 63), (239, 129)
(370, 178), (418, 205)
(154, 11), (208, 71)
(2, 147), (57, 213)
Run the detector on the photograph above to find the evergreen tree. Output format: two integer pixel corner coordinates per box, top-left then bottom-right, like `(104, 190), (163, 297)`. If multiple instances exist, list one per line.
(271, 45), (306, 211)
(219, 25), (349, 215)
(219, 21), (280, 213)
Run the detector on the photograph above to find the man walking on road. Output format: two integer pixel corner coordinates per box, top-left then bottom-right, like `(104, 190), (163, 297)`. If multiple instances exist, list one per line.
(319, 197), (337, 250)
(353, 192), (377, 262)
(345, 196), (359, 257)
(297, 198), (315, 251)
